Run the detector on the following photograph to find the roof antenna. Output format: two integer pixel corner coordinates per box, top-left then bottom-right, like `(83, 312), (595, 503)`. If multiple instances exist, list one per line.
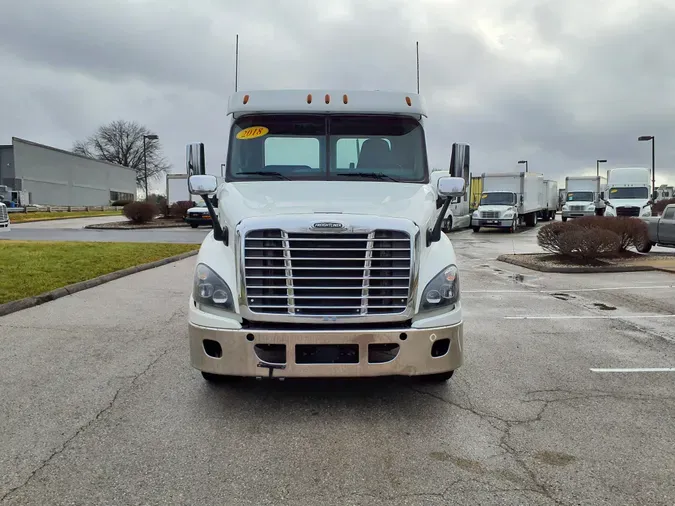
(416, 41), (420, 94)
(235, 34), (239, 92)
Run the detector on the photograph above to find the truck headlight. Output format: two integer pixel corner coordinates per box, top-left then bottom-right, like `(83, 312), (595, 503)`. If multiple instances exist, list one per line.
(420, 264), (460, 312)
(503, 211), (514, 218)
(193, 263), (234, 310)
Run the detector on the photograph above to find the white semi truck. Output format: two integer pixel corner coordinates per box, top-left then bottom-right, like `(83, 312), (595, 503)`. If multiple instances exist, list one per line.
(561, 176), (607, 221)
(185, 89), (469, 383)
(0, 202), (9, 231)
(602, 167), (653, 218)
(472, 171), (545, 232)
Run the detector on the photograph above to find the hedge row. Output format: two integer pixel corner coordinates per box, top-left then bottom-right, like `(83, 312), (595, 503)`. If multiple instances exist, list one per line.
(537, 216), (649, 259)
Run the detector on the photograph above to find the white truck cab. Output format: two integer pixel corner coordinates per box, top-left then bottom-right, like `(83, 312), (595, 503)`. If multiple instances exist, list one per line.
(603, 167), (653, 218)
(561, 176), (607, 221)
(185, 89), (469, 383)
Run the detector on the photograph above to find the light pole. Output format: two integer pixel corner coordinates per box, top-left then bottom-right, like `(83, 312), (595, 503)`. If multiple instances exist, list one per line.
(518, 160), (528, 172)
(143, 134), (159, 201)
(596, 159), (607, 177)
(637, 135), (655, 199)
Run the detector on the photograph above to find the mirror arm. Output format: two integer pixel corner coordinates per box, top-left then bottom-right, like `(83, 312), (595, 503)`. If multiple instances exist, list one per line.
(428, 196), (452, 246)
(200, 194), (227, 245)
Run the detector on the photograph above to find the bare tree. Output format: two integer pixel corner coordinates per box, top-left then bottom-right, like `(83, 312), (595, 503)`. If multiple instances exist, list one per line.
(73, 120), (171, 191)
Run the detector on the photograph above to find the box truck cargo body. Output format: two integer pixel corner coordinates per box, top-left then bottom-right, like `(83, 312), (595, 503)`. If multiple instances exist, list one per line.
(472, 171), (545, 232)
(561, 176), (606, 221)
(603, 167), (652, 218)
(541, 179), (558, 221)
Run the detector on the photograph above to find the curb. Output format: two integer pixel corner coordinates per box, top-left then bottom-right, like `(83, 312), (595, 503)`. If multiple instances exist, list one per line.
(496, 254), (656, 274)
(0, 250), (198, 317)
(85, 221), (190, 230)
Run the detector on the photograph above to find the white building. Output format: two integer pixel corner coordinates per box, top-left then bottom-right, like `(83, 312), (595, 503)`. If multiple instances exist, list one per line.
(0, 137), (136, 206)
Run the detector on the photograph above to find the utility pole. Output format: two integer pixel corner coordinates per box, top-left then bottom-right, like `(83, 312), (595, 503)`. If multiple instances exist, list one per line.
(235, 34), (239, 92)
(638, 135), (655, 199)
(143, 134), (158, 201)
(416, 41), (420, 94)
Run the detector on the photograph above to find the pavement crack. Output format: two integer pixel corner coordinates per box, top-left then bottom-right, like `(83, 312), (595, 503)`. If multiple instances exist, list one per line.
(0, 347), (171, 504)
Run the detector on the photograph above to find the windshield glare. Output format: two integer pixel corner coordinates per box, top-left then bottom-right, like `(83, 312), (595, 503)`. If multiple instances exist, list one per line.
(226, 114), (428, 182)
(567, 192), (594, 202)
(480, 192), (516, 205)
(608, 187), (649, 199)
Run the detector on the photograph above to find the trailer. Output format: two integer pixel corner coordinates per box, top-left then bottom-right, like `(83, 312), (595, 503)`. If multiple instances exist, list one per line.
(540, 179), (558, 221)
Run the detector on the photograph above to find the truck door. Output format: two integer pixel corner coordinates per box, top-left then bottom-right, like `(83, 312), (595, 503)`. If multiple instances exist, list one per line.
(658, 207), (675, 244)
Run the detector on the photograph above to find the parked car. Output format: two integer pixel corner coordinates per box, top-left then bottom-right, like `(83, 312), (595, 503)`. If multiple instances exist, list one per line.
(637, 203), (675, 252)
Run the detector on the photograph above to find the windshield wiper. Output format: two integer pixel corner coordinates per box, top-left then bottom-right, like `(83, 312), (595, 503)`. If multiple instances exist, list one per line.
(337, 172), (400, 182)
(239, 171), (291, 180)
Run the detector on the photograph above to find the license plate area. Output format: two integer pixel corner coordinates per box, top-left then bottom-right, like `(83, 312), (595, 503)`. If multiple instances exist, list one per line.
(487, 220), (499, 224)
(296, 344), (359, 364)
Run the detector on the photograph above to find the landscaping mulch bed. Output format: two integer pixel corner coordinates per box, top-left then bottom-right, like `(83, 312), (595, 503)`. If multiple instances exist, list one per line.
(85, 218), (189, 229)
(497, 252), (675, 273)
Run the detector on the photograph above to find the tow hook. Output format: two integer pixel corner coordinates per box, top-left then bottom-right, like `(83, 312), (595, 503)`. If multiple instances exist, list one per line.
(257, 361), (286, 379)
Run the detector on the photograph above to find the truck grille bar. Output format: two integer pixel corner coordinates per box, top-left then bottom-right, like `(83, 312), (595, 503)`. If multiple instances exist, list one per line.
(244, 229), (412, 317)
(480, 211), (499, 219)
(616, 206), (640, 217)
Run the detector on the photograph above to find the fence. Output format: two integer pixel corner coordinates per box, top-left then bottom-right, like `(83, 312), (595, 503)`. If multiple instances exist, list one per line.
(7, 206), (124, 213)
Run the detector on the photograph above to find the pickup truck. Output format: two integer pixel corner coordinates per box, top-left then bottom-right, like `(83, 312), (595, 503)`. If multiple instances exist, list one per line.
(637, 203), (675, 252)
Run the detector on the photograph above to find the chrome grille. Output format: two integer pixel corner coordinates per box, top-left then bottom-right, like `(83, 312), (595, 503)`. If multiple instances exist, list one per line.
(244, 229), (412, 316)
(570, 205), (587, 211)
(616, 206), (640, 217)
(0, 205), (7, 223)
(480, 211), (499, 219)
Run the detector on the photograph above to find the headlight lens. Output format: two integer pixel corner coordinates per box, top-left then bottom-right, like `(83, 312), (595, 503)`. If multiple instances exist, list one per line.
(503, 211), (514, 218)
(193, 263), (234, 310)
(420, 264), (460, 312)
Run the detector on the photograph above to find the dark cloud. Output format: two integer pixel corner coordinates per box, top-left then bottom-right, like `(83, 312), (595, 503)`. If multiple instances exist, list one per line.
(1, 0), (674, 191)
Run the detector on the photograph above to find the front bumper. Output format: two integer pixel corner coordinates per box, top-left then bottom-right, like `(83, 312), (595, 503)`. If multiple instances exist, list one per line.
(185, 215), (213, 226)
(189, 321), (463, 378)
(473, 218), (513, 228)
(562, 209), (595, 218)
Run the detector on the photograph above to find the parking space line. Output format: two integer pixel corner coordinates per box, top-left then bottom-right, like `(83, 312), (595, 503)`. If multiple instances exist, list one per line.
(590, 368), (675, 373)
(504, 314), (675, 320)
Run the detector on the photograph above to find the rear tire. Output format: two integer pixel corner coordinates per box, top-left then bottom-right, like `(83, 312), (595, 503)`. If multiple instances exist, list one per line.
(441, 218), (453, 233)
(636, 238), (653, 253)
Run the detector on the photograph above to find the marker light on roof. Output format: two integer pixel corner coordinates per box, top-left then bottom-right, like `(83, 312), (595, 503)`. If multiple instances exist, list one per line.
(243, 94), (249, 104)
(343, 94), (348, 104)
(307, 94), (312, 104)
(405, 96), (412, 106)
(325, 94), (330, 104)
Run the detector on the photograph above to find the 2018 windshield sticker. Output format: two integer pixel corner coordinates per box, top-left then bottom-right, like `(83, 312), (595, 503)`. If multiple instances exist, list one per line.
(236, 126), (269, 140)
(610, 188), (618, 193)
(481, 193), (487, 198)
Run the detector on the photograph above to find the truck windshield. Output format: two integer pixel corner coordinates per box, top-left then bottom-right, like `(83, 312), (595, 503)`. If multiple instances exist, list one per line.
(226, 114), (428, 183)
(480, 192), (516, 205)
(566, 192), (594, 202)
(608, 187), (649, 199)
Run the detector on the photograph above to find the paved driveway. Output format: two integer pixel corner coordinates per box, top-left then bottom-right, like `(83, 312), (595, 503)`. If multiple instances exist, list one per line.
(1, 228), (674, 505)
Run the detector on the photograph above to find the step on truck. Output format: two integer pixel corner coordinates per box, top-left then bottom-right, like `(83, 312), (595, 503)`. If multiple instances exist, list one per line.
(186, 89), (469, 383)
(561, 176), (607, 221)
(472, 171), (545, 232)
(602, 167), (653, 218)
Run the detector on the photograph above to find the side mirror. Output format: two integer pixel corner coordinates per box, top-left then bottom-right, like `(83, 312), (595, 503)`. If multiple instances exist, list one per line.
(188, 174), (218, 195)
(600, 192), (605, 200)
(437, 176), (465, 198)
(186, 142), (206, 176)
(449, 143), (470, 179)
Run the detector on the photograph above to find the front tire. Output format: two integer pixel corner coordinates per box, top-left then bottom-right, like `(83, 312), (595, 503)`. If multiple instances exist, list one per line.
(190, 223), (199, 228)
(562, 216), (568, 222)
(636, 238), (653, 253)
(472, 226), (480, 233)
(509, 218), (517, 233)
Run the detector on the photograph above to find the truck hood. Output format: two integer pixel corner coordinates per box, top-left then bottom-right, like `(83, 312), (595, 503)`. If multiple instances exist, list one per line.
(606, 198), (649, 208)
(218, 180), (437, 229)
(476, 205), (516, 213)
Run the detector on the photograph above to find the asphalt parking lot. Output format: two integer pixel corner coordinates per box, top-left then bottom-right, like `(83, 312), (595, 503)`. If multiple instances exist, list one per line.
(1, 223), (674, 505)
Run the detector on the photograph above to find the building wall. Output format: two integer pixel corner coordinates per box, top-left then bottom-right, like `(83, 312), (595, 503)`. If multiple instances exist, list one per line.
(0, 145), (16, 188)
(11, 137), (136, 206)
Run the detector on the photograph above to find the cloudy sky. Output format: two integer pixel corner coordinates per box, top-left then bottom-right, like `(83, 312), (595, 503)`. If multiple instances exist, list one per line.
(2, 0), (674, 193)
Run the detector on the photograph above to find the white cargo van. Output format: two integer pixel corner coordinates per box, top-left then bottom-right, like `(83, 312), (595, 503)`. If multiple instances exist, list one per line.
(561, 176), (607, 221)
(185, 89), (469, 383)
(603, 167), (653, 218)
(472, 171), (545, 232)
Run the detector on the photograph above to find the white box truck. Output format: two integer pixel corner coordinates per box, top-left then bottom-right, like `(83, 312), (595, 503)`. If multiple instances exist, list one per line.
(471, 171), (545, 232)
(540, 179), (558, 221)
(430, 167), (472, 232)
(0, 202), (9, 231)
(561, 176), (607, 221)
(602, 167), (653, 218)
(184, 89), (469, 383)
